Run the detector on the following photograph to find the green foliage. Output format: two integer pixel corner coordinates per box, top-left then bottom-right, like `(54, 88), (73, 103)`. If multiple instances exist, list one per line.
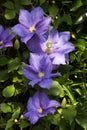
(0, 0), (87, 129)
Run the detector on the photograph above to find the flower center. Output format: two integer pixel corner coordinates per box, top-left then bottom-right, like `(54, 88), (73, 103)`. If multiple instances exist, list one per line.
(38, 72), (44, 78)
(37, 107), (43, 114)
(46, 41), (52, 48)
(29, 26), (36, 33)
(0, 40), (3, 45)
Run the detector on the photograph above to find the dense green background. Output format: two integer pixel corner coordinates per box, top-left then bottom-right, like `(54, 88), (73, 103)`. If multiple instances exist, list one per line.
(0, 0), (87, 130)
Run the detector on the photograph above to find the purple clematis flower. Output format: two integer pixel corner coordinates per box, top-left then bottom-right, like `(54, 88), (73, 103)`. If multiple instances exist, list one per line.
(24, 91), (60, 124)
(22, 53), (60, 89)
(0, 25), (14, 49)
(27, 29), (75, 65)
(12, 7), (51, 44)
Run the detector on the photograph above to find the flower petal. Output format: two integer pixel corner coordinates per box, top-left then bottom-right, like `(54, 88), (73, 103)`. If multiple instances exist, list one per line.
(36, 17), (51, 36)
(12, 24), (29, 37)
(50, 53), (66, 65)
(24, 111), (39, 124)
(32, 92), (40, 109)
(39, 92), (50, 109)
(39, 78), (52, 89)
(19, 9), (32, 27)
(1, 29), (9, 40)
(29, 78), (41, 87)
(0, 25), (4, 35)
(26, 34), (43, 53)
(47, 100), (60, 108)
(31, 7), (44, 24)
(27, 98), (37, 111)
(22, 65), (38, 80)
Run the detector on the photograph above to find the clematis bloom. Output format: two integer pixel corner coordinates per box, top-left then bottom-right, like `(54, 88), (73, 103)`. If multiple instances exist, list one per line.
(0, 25), (14, 49)
(24, 92), (60, 124)
(22, 53), (60, 89)
(12, 7), (51, 43)
(27, 29), (75, 65)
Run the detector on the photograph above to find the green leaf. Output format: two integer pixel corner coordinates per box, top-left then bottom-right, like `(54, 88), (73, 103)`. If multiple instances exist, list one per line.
(12, 77), (22, 83)
(8, 58), (20, 72)
(20, 0), (31, 5)
(1, 103), (12, 113)
(49, 5), (58, 18)
(4, 9), (16, 20)
(71, 0), (83, 11)
(12, 107), (21, 119)
(0, 56), (9, 66)
(3, 1), (14, 9)
(40, 0), (45, 5)
(75, 39), (86, 51)
(0, 70), (9, 82)
(49, 81), (64, 97)
(76, 116), (87, 129)
(5, 119), (14, 130)
(62, 105), (77, 124)
(19, 120), (29, 129)
(2, 84), (15, 97)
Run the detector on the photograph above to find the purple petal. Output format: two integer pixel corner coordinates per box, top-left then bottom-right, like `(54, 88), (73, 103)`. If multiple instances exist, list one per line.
(24, 111), (39, 124)
(29, 53), (41, 71)
(31, 7), (44, 24)
(39, 78), (53, 89)
(26, 34), (43, 53)
(21, 33), (34, 43)
(47, 108), (56, 114)
(36, 17), (51, 36)
(59, 31), (70, 41)
(0, 25), (4, 35)
(50, 53), (66, 65)
(29, 78), (41, 87)
(1, 29), (9, 40)
(51, 72), (61, 77)
(22, 65), (38, 80)
(50, 29), (59, 44)
(19, 9), (32, 27)
(27, 98), (37, 111)
(39, 92), (50, 109)
(57, 42), (75, 54)
(47, 100), (60, 108)
(32, 92), (40, 109)
(4, 41), (13, 47)
(12, 24), (29, 37)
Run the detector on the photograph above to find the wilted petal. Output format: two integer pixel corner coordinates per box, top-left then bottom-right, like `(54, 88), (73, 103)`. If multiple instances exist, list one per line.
(31, 7), (44, 23)
(19, 9), (32, 27)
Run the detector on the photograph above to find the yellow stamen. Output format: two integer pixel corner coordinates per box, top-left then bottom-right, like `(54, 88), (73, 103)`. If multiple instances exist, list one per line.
(0, 40), (3, 45)
(37, 107), (43, 114)
(45, 48), (53, 54)
(29, 26), (36, 33)
(38, 72), (44, 78)
(46, 41), (52, 48)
